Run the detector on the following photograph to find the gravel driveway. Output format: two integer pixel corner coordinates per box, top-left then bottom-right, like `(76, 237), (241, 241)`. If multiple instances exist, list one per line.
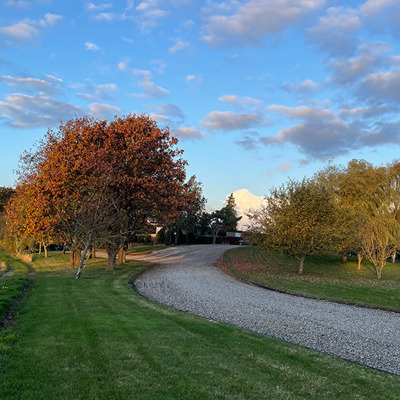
(133, 245), (400, 375)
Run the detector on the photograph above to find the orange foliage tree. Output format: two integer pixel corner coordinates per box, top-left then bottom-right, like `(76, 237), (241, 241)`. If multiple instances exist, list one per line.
(9, 115), (191, 277)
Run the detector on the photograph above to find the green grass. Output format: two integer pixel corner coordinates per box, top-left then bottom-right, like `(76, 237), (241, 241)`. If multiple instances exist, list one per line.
(0, 253), (399, 399)
(126, 244), (169, 255)
(221, 247), (400, 311)
(0, 249), (30, 320)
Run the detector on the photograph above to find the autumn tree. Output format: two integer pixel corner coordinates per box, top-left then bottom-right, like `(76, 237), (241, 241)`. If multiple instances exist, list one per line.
(247, 178), (336, 273)
(0, 187), (14, 214)
(11, 115), (189, 277)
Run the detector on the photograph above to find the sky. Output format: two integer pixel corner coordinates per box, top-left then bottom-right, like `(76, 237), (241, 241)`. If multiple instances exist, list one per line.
(1, 0), (400, 227)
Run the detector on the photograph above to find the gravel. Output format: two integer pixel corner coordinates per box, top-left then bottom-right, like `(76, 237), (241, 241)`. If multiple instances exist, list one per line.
(133, 245), (400, 375)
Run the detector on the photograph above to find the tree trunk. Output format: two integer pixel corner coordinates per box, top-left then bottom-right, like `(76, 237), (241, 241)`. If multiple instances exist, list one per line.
(377, 261), (383, 279)
(391, 251), (396, 263)
(122, 248), (127, 264)
(298, 256), (305, 274)
(76, 241), (91, 279)
(44, 242), (48, 258)
(341, 250), (347, 263)
(91, 244), (96, 259)
(70, 247), (82, 268)
(116, 246), (124, 266)
(357, 253), (363, 271)
(212, 234), (217, 244)
(106, 248), (118, 270)
(38, 242), (42, 255)
(70, 251), (75, 269)
(62, 243), (66, 254)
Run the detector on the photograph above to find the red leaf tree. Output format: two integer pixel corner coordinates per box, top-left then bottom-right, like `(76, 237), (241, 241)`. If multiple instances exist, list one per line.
(8, 114), (191, 277)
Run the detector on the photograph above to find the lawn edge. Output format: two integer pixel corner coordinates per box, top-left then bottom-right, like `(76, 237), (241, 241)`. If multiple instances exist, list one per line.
(215, 254), (400, 315)
(0, 262), (36, 331)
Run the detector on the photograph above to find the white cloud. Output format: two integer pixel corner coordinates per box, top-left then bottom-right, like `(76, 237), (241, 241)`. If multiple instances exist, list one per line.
(327, 42), (391, 85)
(5, 0), (31, 9)
(89, 103), (121, 119)
(359, 69), (400, 102)
(76, 82), (118, 101)
(140, 76), (170, 98)
(230, 189), (265, 230)
(235, 132), (260, 150)
(261, 120), (358, 159)
(2, 75), (57, 94)
(118, 61), (128, 70)
(85, 41), (100, 51)
(135, 0), (169, 33)
(185, 74), (203, 85)
(219, 94), (262, 108)
(0, 93), (81, 129)
(0, 21), (38, 40)
(149, 103), (184, 119)
(259, 117), (400, 160)
(148, 113), (171, 123)
(201, 111), (265, 131)
(282, 79), (321, 94)
(339, 105), (392, 119)
(0, 13), (62, 43)
(202, 0), (327, 47)
(87, 2), (113, 11)
(169, 40), (190, 54)
(267, 105), (334, 120)
(307, 7), (361, 56)
(38, 13), (62, 27)
(360, 0), (397, 16)
(279, 162), (293, 172)
(93, 12), (117, 20)
(173, 126), (205, 140)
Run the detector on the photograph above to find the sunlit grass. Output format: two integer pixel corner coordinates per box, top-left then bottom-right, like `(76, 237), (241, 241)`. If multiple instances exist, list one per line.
(0, 250), (30, 319)
(126, 244), (169, 255)
(0, 252), (399, 399)
(222, 247), (400, 311)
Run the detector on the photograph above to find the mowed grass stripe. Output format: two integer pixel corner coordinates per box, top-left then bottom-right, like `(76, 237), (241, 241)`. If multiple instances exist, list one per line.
(0, 255), (399, 399)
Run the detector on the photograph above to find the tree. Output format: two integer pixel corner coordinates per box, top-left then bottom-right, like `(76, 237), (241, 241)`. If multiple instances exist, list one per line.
(11, 115), (189, 277)
(208, 194), (242, 244)
(0, 187), (14, 214)
(247, 178), (336, 273)
(222, 193), (242, 232)
(317, 160), (388, 269)
(167, 176), (206, 244)
(361, 216), (399, 279)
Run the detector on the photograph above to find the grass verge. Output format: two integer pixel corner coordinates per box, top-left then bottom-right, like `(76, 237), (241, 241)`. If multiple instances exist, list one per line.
(0, 250), (31, 321)
(0, 252), (399, 399)
(221, 247), (400, 312)
(127, 244), (169, 255)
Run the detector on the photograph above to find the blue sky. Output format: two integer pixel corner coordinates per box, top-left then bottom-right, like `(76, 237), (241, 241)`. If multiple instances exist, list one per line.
(1, 0), (400, 220)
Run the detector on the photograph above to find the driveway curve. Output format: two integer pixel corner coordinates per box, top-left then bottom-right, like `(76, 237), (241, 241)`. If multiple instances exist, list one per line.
(133, 245), (400, 375)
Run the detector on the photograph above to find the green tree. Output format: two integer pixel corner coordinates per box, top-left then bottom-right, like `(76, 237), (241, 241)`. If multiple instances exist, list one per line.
(169, 177), (207, 244)
(247, 178), (336, 273)
(209, 194), (241, 244)
(317, 160), (388, 269)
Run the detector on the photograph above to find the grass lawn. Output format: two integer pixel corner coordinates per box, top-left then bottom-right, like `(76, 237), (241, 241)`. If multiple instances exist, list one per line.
(126, 244), (169, 255)
(221, 247), (400, 311)
(0, 252), (399, 399)
(0, 250), (31, 321)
